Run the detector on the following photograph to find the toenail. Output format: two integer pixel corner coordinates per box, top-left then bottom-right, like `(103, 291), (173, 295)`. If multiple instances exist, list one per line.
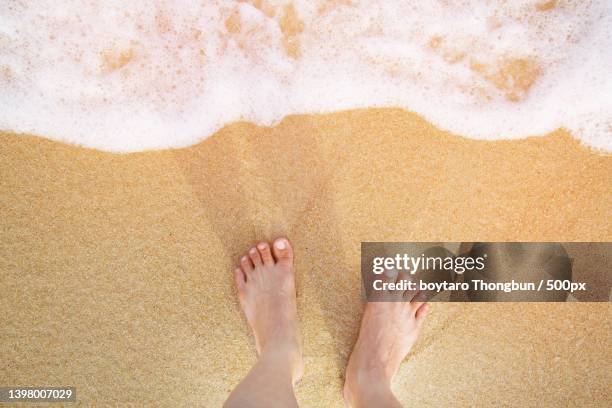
(274, 239), (287, 250)
(241, 256), (248, 262)
(250, 248), (257, 254)
(257, 243), (267, 250)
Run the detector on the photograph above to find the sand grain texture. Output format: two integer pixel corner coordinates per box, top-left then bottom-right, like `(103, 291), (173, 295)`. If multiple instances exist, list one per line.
(1, 109), (611, 406)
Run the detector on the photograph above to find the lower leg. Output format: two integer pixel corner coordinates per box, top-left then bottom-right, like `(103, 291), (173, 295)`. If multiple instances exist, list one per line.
(345, 380), (402, 408)
(224, 350), (299, 408)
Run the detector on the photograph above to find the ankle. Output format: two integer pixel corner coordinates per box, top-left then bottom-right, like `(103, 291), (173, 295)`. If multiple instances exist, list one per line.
(260, 343), (303, 382)
(260, 328), (301, 356)
(343, 369), (391, 407)
(260, 342), (300, 363)
(344, 376), (393, 408)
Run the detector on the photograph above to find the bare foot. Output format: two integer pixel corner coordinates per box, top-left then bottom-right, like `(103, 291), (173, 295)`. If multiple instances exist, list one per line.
(344, 299), (428, 407)
(234, 237), (303, 383)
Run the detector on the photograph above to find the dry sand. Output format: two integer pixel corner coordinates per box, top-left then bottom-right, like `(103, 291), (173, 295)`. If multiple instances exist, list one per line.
(1, 109), (611, 406)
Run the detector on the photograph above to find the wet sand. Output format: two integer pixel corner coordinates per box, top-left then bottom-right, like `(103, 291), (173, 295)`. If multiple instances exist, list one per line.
(1, 109), (611, 406)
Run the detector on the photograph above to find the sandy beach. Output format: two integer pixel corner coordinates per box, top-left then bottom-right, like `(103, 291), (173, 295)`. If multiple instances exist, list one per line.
(1, 109), (610, 405)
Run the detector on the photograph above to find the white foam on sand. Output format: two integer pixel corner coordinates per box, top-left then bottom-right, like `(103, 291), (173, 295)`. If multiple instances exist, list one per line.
(0, 0), (610, 152)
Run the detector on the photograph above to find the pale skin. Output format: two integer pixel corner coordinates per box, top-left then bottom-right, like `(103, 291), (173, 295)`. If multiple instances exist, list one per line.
(224, 238), (428, 408)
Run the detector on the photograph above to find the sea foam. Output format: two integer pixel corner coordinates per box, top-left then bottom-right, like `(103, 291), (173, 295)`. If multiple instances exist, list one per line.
(0, 0), (610, 152)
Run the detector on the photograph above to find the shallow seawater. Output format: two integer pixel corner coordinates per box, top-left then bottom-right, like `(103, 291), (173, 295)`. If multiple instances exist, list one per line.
(0, 0), (610, 152)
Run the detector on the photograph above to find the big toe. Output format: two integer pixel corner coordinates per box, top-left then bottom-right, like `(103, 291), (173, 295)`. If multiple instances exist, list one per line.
(272, 237), (293, 265)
